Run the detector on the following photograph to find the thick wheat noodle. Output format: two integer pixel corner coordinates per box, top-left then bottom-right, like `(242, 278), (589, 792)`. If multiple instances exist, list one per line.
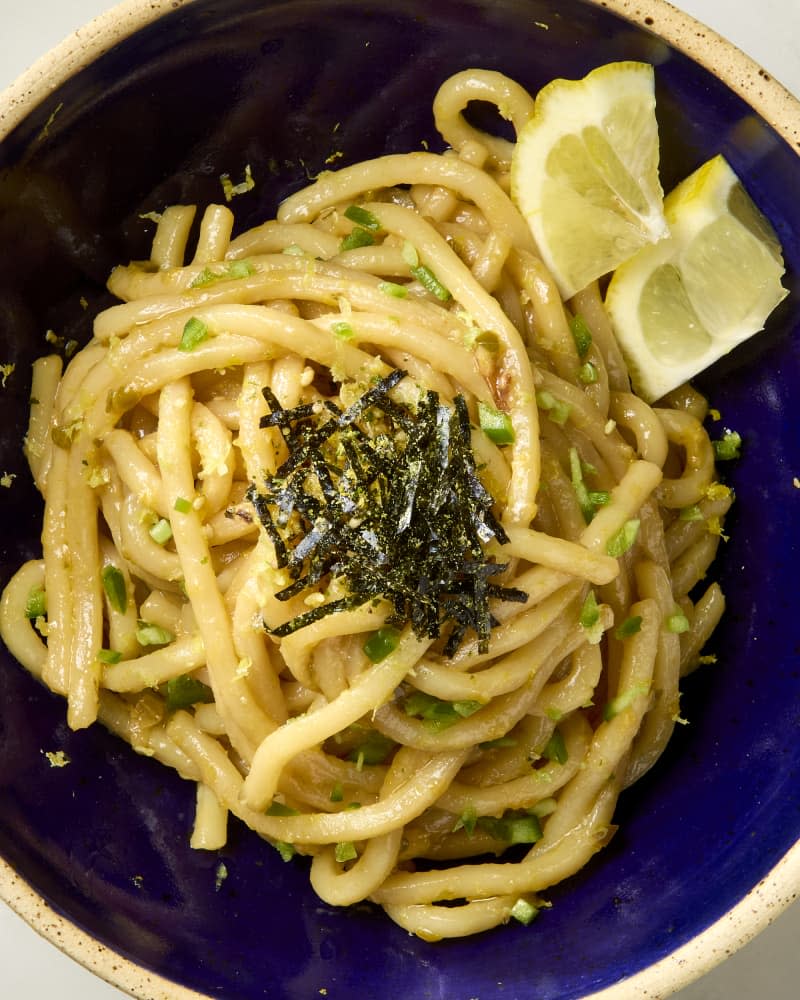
(103, 429), (167, 513)
(535, 600), (660, 843)
(405, 584), (579, 701)
(537, 369), (635, 481)
(311, 640), (350, 701)
(535, 640), (604, 718)
(501, 526), (618, 584)
(309, 746), (430, 906)
(507, 249), (579, 378)
(331, 245), (414, 276)
(243, 633), (433, 811)
(192, 204), (235, 264)
(151, 205), (196, 268)
(52, 341), (107, 419)
(0, 68), (733, 942)
(39, 445), (71, 696)
(434, 223), (511, 292)
(137, 589), (182, 634)
(424, 584), (589, 672)
(664, 492), (733, 562)
(454, 714), (553, 787)
(236, 361), (277, 478)
(485, 562), (575, 622)
(170, 708), (468, 843)
(119, 491), (183, 581)
(380, 346), (458, 403)
(189, 402), (235, 515)
(190, 783), (228, 850)
(432, 68), (536, 169)
(385, 894), (525, 941)
(273, 603), (393, 688)
(60, 443), (102, 728)
(24, 355), (62, 492)
(662, 382), (710, 422)
(101, 255), (457, 341)
(569, 281), (631, 391)
(228, 220), (341, 259)
(536, 438), (590, 540)
(679, 583), (726, 674)
(37, 342), (109, 698)
(579, 461), (663, 551)
(102, 633), (206, 691)
(97, 690), (201, 781)
(670, 532), (723, 599)
(98, 304), (397, 392)
(370, 628), (593, 753)
(307, 311), (489, 402)
(193, 703), (227, 736)
(277, 151), (535, 249)
(311, 823), (404, 908)
(410, 183), (462, 221)
(409, 594), (612, 706)
(0, 561), (48, 679)
(654, 407), (716, 508)
(158, 378), (275, 759)
(357, 200), (540, 524)
(371, 781), (619, 909)
(436, 712), (592, 815)
(98, 542), (139, 658)
(281, 748), (388, 807)
(231, 575), (287, 724)
(610, 391), (669, 468)
(625, 561), (682, 786)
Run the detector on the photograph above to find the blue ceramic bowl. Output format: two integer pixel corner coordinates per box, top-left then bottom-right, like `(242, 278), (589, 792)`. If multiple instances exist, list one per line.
(1, 1), (799, 997)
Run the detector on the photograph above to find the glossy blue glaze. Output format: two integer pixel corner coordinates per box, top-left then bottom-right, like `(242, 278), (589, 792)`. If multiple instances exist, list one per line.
(1, 1), (799, 998)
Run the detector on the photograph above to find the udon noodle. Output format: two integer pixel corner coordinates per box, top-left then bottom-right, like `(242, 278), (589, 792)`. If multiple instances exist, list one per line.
(0, 68), (730, 940)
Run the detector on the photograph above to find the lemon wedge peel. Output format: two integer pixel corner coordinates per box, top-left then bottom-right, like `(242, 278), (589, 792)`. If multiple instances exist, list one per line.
(510, 61), (669, 300)
(605, 154), (788, 403)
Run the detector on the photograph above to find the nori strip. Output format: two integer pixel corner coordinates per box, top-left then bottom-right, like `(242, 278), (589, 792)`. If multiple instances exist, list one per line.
(247, 371), (527, 653)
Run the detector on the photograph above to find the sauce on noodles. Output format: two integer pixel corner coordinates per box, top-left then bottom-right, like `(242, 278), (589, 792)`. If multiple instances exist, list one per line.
(0, 67), (732, 940)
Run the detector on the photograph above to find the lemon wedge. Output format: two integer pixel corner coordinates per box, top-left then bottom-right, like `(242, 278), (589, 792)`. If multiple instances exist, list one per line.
(511, 61), (668, 299)
(605, 154), (788, 402)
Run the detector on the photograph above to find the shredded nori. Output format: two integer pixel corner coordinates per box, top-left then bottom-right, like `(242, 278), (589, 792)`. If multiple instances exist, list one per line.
(246, 370), (527, 654)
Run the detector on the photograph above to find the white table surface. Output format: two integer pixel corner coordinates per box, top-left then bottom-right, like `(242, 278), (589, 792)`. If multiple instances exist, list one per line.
(1, 1), (799, 997)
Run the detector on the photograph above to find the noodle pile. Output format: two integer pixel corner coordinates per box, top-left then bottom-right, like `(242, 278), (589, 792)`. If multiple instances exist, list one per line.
(0, 69), (730, 940)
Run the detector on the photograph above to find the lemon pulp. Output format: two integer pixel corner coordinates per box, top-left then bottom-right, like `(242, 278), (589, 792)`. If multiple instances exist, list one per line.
(605, 154), (787, 402)
(511, 61), (668, 299)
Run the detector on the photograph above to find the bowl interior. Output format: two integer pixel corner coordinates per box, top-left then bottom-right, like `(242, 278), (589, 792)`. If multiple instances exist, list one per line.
(1, 1), (800, 998)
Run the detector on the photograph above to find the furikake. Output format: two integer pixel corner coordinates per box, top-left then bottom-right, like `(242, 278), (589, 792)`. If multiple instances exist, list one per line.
(246, 370), (526, 654)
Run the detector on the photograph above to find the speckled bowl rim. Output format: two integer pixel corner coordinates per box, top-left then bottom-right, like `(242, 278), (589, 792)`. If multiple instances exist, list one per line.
(1, 1), (799, 998)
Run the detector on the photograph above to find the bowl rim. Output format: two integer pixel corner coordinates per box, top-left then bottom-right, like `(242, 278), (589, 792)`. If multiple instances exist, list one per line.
(4, 836), (800, 999)
(1, 0), (799, 998)
(1, 0), (799, 148)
